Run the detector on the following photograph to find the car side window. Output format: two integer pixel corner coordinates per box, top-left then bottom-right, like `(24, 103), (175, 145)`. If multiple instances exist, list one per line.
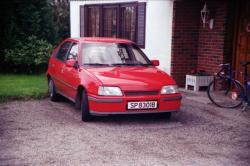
(67, 43), (78, 61)
(56, 41), (72, 61)
(131, 46), (148, 64)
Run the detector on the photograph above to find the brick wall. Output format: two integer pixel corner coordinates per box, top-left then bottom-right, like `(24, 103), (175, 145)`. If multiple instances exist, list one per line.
(171, 0), (202, 87)
(171, 0), (232, 87)
(197, 0), (230, 74)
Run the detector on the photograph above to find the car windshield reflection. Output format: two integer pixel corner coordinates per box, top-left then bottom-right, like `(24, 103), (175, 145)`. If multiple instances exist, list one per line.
(81, 43), (152, 66)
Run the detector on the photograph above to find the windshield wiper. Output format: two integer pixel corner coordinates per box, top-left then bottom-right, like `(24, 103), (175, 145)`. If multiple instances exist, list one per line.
(83, 63), (151, 67)
(111, 63), (151, 66)
(83, 63), (110, 66)
(110, 63), (132, 66)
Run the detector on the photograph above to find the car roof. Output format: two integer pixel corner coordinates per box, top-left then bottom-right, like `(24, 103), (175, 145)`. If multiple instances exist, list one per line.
(68, 37), (134, 44)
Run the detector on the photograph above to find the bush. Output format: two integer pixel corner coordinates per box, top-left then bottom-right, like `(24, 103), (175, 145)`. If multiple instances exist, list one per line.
(4, 35), (53, 73)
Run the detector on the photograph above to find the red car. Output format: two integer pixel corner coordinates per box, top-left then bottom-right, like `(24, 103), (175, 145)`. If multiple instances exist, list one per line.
(47, 37), (182, 121)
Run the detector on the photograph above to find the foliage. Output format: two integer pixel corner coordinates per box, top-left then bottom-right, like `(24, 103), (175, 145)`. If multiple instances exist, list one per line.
(0, 0), (55, 49)
(0, 0), (70, 73)
(50, 0), (70, 43)
(0, 74), (48, 102)
(4, 36), (53, 73)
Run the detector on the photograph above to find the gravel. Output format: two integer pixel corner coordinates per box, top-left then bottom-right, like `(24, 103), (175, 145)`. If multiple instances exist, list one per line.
(0, 92), (250, 166)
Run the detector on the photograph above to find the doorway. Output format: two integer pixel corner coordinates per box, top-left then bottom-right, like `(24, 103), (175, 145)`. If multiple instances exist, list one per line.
(234, 0), (250, 80)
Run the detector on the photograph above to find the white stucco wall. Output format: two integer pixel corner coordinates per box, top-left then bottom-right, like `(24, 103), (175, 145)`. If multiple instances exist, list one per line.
(143, 0), (173, 74)
(70, 0), (174, 73)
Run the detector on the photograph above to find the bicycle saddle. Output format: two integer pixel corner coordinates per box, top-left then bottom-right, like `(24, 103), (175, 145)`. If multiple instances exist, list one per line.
(240, 61), (250, 66)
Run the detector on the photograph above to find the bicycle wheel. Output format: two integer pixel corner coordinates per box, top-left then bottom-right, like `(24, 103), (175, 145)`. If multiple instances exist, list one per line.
(207, 77), (244, 108)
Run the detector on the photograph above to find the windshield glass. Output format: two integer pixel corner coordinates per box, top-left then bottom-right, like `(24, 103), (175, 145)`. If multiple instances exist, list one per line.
(81, 43), (151, 66)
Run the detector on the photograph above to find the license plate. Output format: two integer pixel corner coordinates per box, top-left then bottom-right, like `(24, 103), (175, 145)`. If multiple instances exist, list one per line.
(127, 101), (157, 110)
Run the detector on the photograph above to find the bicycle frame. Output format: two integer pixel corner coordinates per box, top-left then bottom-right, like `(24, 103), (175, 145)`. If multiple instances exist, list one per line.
(216, 64), (248, 104)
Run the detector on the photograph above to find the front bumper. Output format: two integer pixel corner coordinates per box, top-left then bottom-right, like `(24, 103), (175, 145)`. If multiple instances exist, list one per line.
(88, 93), (182, 115)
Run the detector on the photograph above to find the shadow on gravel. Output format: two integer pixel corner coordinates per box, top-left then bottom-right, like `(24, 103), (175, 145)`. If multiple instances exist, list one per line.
(55, 96), (208, 126)
(92, 113), (173, 123)
(57, 96), (183, 124)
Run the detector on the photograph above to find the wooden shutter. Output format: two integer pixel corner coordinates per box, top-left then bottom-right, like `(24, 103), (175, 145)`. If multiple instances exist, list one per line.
(136, 2), (146, 48)
(80, 6), (85, 37)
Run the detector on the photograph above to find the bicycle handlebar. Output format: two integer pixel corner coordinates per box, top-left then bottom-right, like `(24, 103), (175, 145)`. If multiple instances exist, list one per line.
(240, 61), (250, 66)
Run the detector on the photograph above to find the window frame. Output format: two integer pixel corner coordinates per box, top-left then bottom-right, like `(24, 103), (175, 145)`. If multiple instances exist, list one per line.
(55, 41), (72, 62)
(120, 3), (137, 42)
(66, 42), (79, 61)
(102, 4), (120, 38)
(81, 2), (146, 48)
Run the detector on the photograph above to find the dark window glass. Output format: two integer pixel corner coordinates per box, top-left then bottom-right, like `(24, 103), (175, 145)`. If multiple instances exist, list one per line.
(103, 6), (118, 38)
(87, 7), (100, 37)
(81, 3), (146, 48)
(120, 6), (136, 41)
(56, 41), (71, 61)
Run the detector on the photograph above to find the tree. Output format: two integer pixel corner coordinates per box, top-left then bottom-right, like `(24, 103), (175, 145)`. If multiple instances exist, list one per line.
(50, 0), (70, 43)
(0, 0), (70, 73)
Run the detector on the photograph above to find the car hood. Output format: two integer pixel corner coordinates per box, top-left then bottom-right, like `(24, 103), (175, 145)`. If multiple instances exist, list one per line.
(84, 66), (176, 91)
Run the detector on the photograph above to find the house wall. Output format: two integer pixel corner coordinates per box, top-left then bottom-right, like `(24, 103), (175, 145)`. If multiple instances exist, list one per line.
(171, 0), (202, 86)
(171, 0), (231, 87)
(197, 0), (230, 74)
(70, 0), (174, 74)
(143, 0), (173, 73)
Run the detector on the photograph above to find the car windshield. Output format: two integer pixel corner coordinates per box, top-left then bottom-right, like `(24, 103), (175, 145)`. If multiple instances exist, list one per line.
(81, 43), (152, 66)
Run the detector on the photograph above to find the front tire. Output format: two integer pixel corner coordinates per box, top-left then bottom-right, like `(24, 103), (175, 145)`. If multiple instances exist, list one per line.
(81, 90), (91, 122)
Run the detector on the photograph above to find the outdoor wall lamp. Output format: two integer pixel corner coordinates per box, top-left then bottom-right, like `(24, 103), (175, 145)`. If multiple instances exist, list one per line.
(200, 2), (214, 29)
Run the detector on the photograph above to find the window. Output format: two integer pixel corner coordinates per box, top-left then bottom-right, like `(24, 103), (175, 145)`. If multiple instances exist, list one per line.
(120, 5), (136, 41)
(132, 46), (148, 64)
(67, 43), (78, 61)
(81, 43), (151, 66)
(103, 6), (118, 38)
(80, 2), (146, 48)
(56, 41), (71, 61)
(86, 6), (101, 37)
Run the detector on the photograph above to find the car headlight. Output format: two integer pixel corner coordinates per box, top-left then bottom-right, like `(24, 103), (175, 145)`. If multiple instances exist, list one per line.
(161, 85), (179, 94)
(98, 86), (123, 96)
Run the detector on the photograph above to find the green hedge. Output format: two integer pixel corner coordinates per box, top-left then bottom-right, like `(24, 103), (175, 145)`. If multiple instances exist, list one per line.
(4, 36), (53, 73)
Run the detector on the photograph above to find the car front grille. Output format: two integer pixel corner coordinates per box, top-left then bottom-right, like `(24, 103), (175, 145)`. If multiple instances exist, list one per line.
(124, 91), (159, 96)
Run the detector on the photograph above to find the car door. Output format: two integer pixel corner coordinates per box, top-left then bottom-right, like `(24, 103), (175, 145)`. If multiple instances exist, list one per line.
(60, 42), (80, 101)
(53, 41), (72, 94)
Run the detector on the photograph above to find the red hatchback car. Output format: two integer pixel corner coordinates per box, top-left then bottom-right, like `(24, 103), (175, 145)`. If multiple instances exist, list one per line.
(47, 37), (182, 121)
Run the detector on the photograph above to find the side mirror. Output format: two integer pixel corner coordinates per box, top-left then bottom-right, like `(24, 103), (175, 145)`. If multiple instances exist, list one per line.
(66, 59), (77, 68)
(151, 60), (160, 66)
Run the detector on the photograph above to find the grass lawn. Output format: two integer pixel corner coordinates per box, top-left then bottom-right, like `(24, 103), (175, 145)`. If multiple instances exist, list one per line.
(0, 74), (48, 102)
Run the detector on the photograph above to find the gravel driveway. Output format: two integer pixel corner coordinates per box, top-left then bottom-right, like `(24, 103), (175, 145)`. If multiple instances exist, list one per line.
(0, 92), (250, 166)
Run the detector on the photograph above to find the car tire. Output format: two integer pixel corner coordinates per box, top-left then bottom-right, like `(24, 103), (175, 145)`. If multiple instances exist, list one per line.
(81, 90), (91, 122)
(48, 79), (60, 101)
(75, 91), (81, 110)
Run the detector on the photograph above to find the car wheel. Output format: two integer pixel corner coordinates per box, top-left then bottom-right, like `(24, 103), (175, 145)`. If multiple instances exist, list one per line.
(48, 79), (59, 101)
(75, 90), (81, 110)
(81, 90), (91, 122)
